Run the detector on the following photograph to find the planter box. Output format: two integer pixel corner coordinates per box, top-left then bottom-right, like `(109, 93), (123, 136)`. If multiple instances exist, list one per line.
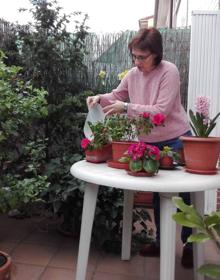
(85, 144), (112, 163)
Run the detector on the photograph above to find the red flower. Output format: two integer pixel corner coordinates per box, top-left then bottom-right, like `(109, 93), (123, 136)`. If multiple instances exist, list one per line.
(147, 145), (161, 160)
(128, 142), (147, 161)
(152, 113), (165, 126)
(142, 112), (150, 119)
(81, 138), (91, 150)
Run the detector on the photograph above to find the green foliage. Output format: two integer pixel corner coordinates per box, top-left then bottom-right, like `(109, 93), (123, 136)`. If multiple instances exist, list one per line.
(17, 0), (89, 104)
(86, 120), (110, 150)
(106, 114), (136, 141)
(0, 51), (49, 213)
(189, 107), (220, 137)
(173, 197), (220, 279)
(0, 175), (49, 213)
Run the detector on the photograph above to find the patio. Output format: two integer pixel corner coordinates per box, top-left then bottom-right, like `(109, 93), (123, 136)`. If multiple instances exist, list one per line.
(1, 209), (219, 280)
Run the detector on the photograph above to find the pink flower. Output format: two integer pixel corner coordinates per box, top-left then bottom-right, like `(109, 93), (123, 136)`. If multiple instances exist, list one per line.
(195, 96), (210, 121)
(81, 138), (91, 150)
(152, 113), (165, 126)
(142, 112), (150, 119)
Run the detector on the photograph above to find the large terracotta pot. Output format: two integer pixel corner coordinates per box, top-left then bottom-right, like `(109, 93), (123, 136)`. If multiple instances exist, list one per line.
(85, 144), (112, 163)
(107, 141), (136, 169)
(0, 251), (11, 280)
(111, 141), (136, 162)
(180, 136), (220, 175)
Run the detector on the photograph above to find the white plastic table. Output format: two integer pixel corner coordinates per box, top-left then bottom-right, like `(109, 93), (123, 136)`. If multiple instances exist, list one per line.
(70, 160), (220, 280)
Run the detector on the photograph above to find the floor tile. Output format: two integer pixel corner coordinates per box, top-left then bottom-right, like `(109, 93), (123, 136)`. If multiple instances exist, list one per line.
(0, 241), (17, 254)
(94, 272), (144, 280)
(49, 243), (99, 271)
(39, 267), (93, 280)
(11, 244), (57, 266)
(96, 253), (145, 277)
(0, 215), (34, 243)
(11, 262), (45, 280)
(24, 229), (65, 247)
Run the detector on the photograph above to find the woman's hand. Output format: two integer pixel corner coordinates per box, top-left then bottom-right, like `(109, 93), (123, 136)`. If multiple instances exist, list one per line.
(86, 95), (100, 109)
(103, 100), (125, 115)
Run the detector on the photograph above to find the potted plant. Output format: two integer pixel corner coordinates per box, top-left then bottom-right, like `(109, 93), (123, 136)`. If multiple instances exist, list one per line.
(0, 251), (11, 280)
(105, 114), (137, 168)
(81, 121), (112, 163)
(180, 96), (220, 174)
(106, 112), (165, 169)
(172, 197), (220, 279)
(159, 146), (180, 169)
(119, 142), (160, 176)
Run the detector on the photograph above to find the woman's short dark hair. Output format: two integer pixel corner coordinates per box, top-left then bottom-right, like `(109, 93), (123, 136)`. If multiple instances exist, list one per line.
(128, 28), (163, 65)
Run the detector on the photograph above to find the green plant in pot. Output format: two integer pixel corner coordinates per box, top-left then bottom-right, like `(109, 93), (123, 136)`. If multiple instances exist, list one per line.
(159, 146), (180, 168)
(105, 114), (137, 167)
(80, 121), (112, 163)
(180, 96), (220, 174)
(119, 142), (160, 176)
(172, 197), (220, 279)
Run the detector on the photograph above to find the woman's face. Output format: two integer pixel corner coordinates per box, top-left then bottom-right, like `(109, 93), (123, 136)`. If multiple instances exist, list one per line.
(131, 48), (156, 73)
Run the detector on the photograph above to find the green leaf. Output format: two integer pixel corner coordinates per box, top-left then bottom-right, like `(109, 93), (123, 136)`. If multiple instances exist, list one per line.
(172, 197), (197, 214)
(129, 159), (142, 172)
(204, 215), (220, 228)
(187, 233), (210, 243)
(198, 264), (220, 279)
(172, 212), (201, 228)
(143, 158), (159, 173)
(118, 156), (130, 163)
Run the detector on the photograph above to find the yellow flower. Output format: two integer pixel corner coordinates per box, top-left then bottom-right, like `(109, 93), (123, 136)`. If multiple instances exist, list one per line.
(98, 70), (106, 80)
(118, 70), (129, 81)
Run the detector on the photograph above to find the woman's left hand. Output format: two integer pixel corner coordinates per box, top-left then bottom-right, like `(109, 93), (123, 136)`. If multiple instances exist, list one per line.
(103, 100), (125, 115)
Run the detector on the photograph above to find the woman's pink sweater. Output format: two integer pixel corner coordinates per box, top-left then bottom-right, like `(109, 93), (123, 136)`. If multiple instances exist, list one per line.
(100, 60), (190, 143)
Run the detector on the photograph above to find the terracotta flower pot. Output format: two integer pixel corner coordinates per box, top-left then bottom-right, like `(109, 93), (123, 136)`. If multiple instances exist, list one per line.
(111, 141), (136, 162)
(0, 251), (11, 280)
(107, 141), (136, 170)
(180, 136), (220, 174)
(85, 144), (112, 163)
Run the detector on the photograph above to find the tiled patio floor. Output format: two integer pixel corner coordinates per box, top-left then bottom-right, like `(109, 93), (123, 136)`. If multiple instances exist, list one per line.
(0, 210), (219, 280)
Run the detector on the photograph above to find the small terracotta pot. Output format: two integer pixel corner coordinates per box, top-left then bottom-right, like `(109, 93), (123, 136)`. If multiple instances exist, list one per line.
(160, 156), (174, 168)
(0, 251), (11, 280)
(85, 144), (112, 163)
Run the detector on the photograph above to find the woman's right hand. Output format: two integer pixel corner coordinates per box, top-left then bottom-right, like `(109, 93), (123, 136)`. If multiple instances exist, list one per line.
(86, 95), (100, 109)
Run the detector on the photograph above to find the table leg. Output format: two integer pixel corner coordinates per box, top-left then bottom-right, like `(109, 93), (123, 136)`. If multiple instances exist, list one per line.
(75, 183), (99, 280)
(191, 191), (205, 280)
(160, 192), (177, 280)
(121, 190), (134, 260)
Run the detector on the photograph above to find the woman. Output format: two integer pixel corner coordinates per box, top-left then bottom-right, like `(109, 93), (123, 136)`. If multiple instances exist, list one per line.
(87, 28), (193, 268)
